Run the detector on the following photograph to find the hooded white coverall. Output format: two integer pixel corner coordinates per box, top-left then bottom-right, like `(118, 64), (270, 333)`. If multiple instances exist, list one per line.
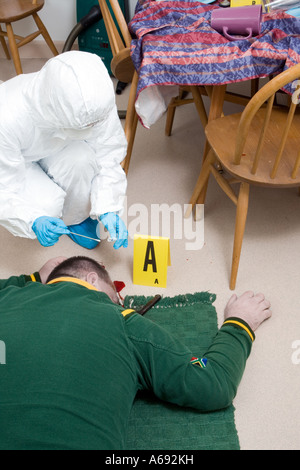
(0, 51), (127, 239)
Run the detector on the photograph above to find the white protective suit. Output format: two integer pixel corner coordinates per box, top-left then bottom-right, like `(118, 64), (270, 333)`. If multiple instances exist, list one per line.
(0, 51), (127, 238)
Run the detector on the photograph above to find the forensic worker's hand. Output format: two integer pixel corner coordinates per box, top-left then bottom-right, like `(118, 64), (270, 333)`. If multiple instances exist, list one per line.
(99, 212), (128, 249)
(39, 256), (67, 284)
(32, 216), (70, 247)
(224, 291), (272, 332)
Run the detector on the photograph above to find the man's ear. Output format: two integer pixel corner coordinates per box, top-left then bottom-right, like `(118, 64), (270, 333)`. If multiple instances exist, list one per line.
(86, 272), (99, 287)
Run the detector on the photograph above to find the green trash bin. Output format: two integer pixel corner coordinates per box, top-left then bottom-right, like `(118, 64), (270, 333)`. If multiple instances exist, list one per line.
(76, 0), (129, 75)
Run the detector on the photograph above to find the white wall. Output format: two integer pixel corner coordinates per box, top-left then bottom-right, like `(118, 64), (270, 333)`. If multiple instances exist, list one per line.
(13, 0), (136, 41)
(13, 0), (78, 42)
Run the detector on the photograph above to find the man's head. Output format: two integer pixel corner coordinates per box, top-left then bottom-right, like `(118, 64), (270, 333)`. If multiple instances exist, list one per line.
(46, 256), (119, 304)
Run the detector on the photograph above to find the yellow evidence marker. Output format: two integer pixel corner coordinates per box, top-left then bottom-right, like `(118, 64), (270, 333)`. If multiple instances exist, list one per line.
(133, 235), (171, 288)
(230, 0), (263, 6)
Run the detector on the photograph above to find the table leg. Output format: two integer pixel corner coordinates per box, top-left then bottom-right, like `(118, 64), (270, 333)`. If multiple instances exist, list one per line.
(188, 84), (226, 210)
(202, 84), (226, 160)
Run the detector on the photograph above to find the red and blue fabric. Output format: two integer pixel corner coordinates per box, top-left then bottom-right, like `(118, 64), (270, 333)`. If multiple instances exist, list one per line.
(129, 0), (300, 99)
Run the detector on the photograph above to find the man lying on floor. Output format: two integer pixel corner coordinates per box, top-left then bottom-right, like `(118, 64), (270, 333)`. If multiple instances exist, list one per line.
(0, 256), (272, 450)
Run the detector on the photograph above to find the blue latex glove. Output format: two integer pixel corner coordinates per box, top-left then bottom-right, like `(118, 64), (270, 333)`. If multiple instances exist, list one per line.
(32, 216), (70, 247)
(99, 212), (128, 249)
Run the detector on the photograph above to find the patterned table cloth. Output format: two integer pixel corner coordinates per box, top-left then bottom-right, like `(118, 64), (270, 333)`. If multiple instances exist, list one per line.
(129, 1), (300, 127)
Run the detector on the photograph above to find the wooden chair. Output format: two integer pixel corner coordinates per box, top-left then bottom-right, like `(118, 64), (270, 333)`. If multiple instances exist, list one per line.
(97, 0), (138, 174)
(98, 0), (208, 174)
(185, 64), (300, 290)
(0, 0), (58, 75)
(166, 77), (262, 137)
(165, 85), (208, 137)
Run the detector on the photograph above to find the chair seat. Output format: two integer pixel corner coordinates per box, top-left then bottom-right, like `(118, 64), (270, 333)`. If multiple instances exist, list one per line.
(0, 0), (44, 23)
(205, 107), (300, 187)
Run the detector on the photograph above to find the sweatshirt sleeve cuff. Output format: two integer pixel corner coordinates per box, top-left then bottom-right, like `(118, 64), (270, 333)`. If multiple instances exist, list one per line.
(24, 272), (42, 283)
(222, 317), (255, 342)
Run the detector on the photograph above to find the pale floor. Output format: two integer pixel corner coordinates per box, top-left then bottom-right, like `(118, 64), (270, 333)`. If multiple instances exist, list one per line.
(1, 57), (300, 450)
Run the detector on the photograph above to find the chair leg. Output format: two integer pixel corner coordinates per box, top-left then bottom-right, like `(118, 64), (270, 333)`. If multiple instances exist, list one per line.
(185, 148), (216, 218)
(165, 88), (188, 136)
(32, 13), (59, 56)
(6, 23), (22, 74)
(0, 25), (10, 59)
(165, 96), (178, 137)
(123, 111), (138, 174)
(230, 182), (250, 290)
(189, 86), (207, 128)
(165, 87), (207, 136)
(122, 71), (139, 174)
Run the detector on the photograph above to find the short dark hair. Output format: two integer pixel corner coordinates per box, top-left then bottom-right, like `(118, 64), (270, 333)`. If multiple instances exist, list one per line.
(46, 256), (112, 285)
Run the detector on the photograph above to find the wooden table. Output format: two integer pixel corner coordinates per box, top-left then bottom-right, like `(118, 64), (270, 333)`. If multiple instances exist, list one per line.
(129, 0), (300, 203)
(129, 1), (300, 124)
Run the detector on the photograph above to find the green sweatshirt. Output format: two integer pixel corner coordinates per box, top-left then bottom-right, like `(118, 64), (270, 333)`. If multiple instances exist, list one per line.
(0, 274), (254, 450)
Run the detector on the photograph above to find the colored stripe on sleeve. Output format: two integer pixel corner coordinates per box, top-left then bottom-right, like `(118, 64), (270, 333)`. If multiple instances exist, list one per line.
(122, 309), (136, 320)
(222, 318), (255, 342)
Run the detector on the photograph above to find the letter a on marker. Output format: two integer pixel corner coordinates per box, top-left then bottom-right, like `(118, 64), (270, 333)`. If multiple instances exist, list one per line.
(133, 235), (171, 288)
(143, 241), (157, 273)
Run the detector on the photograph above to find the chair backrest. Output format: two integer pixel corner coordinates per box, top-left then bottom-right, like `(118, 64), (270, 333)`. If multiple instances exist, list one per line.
(98, 0), (135, 83)
(98, 0), (131, 54)
(234, 63), (300, 180)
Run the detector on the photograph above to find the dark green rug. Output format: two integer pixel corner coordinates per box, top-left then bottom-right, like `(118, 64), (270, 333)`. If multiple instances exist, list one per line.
(123, 292), (240, 451)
